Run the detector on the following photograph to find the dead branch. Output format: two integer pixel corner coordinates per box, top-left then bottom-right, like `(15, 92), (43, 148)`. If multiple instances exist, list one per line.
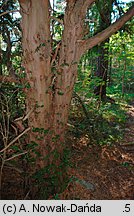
(0, 127), (30, 153)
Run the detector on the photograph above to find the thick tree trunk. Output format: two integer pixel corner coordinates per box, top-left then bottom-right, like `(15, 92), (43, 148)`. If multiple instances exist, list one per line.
(19, 0), (80, 196)
(20, 0), (51, 152)
(20, 0), (78, 151)
(19, 1), (65, 196)
(19, 0), (134, 197)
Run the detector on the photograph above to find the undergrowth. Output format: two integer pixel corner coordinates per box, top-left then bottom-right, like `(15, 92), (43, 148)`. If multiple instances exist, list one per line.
(68, 95), (128, 146)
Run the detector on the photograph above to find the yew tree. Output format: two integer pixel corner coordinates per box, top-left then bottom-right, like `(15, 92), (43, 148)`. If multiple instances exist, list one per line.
(94, 0), (112, 99)
(17, 0), (134, 191)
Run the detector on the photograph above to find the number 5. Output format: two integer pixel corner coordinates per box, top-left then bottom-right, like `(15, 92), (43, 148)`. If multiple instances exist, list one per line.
(125, 204), (130, 212)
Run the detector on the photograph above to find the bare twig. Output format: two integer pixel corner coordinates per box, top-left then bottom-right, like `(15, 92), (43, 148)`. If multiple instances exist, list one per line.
(23, 108), (34, 121)
(4, 162), (23, 173)
(0, 127), (31, 153)
(0, 10), (20, 17)
(51, 42), (61, 66)
(24, 190), (31, 200)
(51, 16), (64, 25)
(0, 92), (29, 198)
(0, 0), (9, 10)
(5, 152), (27, 162)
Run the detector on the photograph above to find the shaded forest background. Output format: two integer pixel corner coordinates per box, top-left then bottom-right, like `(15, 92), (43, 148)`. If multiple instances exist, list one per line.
(0, 0), (134, 199)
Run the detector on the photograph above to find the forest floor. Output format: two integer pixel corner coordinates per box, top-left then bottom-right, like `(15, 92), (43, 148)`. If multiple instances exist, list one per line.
(1, 101), (134, 200)
(59, 102), (134, 200)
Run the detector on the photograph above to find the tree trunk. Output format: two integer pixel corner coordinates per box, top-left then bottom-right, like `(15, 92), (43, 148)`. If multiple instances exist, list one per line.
(19, 0), (134, 197)
(19, 0), (80, 197)
(94, 0), (112, 99)
(94, 39), (109, 99)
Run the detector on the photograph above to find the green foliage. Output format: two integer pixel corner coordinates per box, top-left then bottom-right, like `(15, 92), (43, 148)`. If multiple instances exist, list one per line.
(0, 83), (25, 121)
(108, 31), (134, 98)
(69, 100), (127, 146)
(71, 28), (133, 146)
(57, 90), (64, 95)
(31, 147), (71, 199)
(32, 127), (49, 135)
(0, 0), (21, 77)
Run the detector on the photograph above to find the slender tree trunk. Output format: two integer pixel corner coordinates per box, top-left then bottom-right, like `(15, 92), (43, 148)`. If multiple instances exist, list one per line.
(122, 55), (126, 96)
(108, 55), (112, 86)
(94, 0), (112, 99)
(94, 39), (109, 99)
(0, 48), (2, 75)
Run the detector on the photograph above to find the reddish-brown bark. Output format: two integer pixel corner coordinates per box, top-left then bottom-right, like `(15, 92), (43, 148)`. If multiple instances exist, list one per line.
(18, 0), (134, 194)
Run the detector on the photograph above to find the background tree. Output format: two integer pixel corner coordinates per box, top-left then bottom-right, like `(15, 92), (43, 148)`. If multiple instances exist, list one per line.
(94, 0), (113, 100)
(0, 0), (21, 78)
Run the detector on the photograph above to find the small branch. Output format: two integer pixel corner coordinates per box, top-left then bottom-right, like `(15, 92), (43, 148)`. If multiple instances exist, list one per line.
(4, 162), (23, 173)
(51, 42), (61, 66)
(0, 0), (9, 10)
(0, 10), (20, 17)
(0, 127), (30, 153)
(51, 16), (63, 25)
(24, 190), (30, 200)
(23, 108), (34, 121)
(5, 152), (27, 162)
(78, 5), (134, 59)
(0, 75), (20, 84)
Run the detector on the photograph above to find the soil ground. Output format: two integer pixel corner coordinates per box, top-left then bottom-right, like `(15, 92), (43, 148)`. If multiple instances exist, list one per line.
(59, 102), (134, 199)
(1, 103), (134, 200)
